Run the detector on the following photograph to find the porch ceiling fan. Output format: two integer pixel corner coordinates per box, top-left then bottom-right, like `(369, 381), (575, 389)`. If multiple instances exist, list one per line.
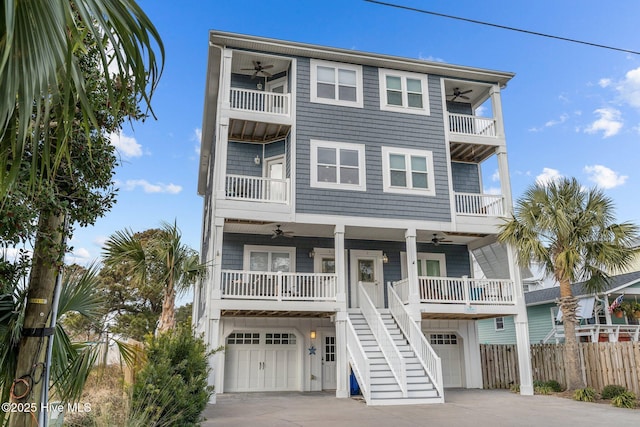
(431, 233), (452, 246)
(448, 87), (472, 101)
(272, 225), (294, 239)
(242, 60), (274, 79)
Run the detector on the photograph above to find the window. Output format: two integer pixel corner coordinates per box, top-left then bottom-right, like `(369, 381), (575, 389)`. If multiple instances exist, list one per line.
(310, 59), (363, 108)
(382, 147), (435, 195)
(244, 245), (296, 272)
(379, 69), (429, 115)
(495, 317), (505, 331)
(265, 333), (296, 345)
(401, 252), (446, 279)
(310, 140), (366, 191)
(429, 333), (457, 345)
(226, 332), (260, 345)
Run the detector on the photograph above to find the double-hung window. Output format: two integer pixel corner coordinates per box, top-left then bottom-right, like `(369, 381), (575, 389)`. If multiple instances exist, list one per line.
(310, 140), (366, 191)
(379, 69), (429, 115)
(381, 147), (435, 195)
(310, 59), (363, 108)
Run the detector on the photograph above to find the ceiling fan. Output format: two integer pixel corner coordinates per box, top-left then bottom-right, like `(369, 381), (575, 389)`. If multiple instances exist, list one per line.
(271, 225), (294, 239)
(431, 233), (452, 246)
(448, 88), (472, 101)
(241, 60), (274, 79)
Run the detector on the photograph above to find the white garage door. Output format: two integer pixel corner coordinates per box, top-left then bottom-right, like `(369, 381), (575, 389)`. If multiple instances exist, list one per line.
(429, 333), (463, 388)
(224, 331), (299, 392)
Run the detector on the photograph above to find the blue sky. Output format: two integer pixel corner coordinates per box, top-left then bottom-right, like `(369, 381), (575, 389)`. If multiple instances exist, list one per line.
(60, 0), (639, 268)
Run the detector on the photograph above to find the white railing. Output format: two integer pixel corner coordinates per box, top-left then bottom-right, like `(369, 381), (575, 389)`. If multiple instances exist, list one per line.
(394, 278), (410, 303)
(225, 175), (289, 204)
(346, 318), (370, 401)
(419, 276), (515, 305)
(455, 192), (505, 217)
(549, 324), (640, 343)
(230, 88), (290, 116)
(388, 284), (443, 398)
(358, 282), (407, 397)
(221, 270), (337, 301)
(448, 113), (496, 137)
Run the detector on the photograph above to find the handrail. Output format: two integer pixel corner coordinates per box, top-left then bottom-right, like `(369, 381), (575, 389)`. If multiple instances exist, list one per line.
(419, 276), (515, 305)
(388, 283), (443, 398)
(454, 192), (505, 217)
(346, 318), (370, 402)
(394, 278), (410, 303)
(225, 174), (290, 204)
(358, 282), (407, 397)
(448, 112), (496, 137)
(229, 87), (290, 115)
(221, 270), (337, 301)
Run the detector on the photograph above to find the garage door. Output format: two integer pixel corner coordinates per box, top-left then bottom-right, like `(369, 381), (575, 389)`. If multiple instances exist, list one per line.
(429, 333), (463, 387)
(224, 331), (299, 392)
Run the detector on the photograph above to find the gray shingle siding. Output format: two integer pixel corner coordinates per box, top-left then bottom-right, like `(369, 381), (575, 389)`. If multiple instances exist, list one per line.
(226, 141), (263, 176)
(294, 57), (452, 222)
(451, 162), (481, 193)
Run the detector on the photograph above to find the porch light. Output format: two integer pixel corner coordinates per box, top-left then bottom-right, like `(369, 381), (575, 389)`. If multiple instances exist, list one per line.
(254, 155), (261, 165)
(382, 253), (389, 264)
(308, 250), (315, 258)
(310, 330), (316, 339)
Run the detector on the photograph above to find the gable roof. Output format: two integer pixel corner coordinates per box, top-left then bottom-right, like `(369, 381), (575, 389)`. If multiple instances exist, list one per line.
(525, 270), (640, 306)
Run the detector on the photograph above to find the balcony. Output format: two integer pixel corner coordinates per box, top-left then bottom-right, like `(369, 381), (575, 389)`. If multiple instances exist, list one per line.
(225, 174), (290, 204)
(454, 192), (505, 217)
(221, 270), (338, 302)
(230, 88), (291, 117)
(449, 113), (496, 138)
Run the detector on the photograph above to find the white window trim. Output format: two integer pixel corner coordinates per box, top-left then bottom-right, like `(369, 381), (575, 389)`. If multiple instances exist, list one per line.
(243, 245), (296, 272)
(310, 139), (367, 191)
(310, 59), (363, 108)
(382, 146), (435, 196)
(495, 317), (505, 331)
(378, 68), (430, 115)
(400, 252), (447, 279)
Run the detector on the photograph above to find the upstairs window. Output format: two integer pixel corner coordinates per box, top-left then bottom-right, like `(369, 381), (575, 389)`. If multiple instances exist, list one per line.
(310, 140), (366, 191)
(310, 59), (363, 108)
(495, 317), (505, 331)
(379, 69), (429, 115)
(382, 147), (435, 195)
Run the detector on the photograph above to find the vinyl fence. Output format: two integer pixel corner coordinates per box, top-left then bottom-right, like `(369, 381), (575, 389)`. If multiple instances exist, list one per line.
(480, 342), (640, 394)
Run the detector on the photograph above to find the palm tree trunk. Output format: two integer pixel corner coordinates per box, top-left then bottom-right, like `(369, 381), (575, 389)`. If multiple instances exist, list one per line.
(9, 211), (65, 427)
(558, 278), (585, 390)
(157, 286), (176, 333)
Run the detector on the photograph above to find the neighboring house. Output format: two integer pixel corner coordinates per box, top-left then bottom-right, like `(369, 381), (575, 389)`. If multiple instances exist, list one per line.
(478, 270), (640, 344)
(194, 30), (533, 405)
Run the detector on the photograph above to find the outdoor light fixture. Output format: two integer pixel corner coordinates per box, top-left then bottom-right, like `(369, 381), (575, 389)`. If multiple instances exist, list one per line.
(382, 253), (389, 263)
(254, 155), (261, 165)
(310, 331), (316, 339)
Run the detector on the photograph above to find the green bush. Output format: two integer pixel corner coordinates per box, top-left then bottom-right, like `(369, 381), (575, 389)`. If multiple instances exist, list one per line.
(534, 385), (553, 395)
(611, 391), (637, 409)
(131, 323), (214, 426)
(509, 384), (520, 394)
(544, 380), (563, 392)
(573, 387), (597, 402)
(601, 384), (627, 400)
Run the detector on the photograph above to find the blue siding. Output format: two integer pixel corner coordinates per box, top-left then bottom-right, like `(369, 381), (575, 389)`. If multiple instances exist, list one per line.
(294, 57), (452, 222)
(226, 142), (262, 176)
(451, 162), (481, 193)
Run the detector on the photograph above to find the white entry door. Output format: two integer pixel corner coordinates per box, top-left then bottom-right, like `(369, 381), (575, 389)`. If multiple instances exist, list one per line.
(264, 156), (285, 202)
(322, 333), (337, 390)
(224, 331), (299, 392)
(350, 250), (384, 308)
(428, 333), (463, 387)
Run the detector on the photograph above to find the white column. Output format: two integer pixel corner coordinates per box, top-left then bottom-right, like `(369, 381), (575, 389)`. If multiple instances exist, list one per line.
(208, 309), (221, 403)
(334, 224), (346, 306)
(490, 85), (505, 139)
(506, 244), (533, 395)
(496, 146), (513, 214)
(405, 228), (421, 321)
(335, 311), (349, 398)
(210, 218), (225, 302)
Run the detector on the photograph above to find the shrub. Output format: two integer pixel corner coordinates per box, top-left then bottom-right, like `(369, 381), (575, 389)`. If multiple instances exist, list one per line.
(573, 387), (597, 402)
(534, 385), (553, 395)
(509, 384), (520, 393)
(611, 391), (637, 409)
(131, 323), (214, 426)
(601, 384), (627, 400)
(544, 380), (563, 392)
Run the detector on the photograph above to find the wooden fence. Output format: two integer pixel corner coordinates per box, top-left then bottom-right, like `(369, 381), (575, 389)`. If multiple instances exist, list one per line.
(480, 342), (640, 394)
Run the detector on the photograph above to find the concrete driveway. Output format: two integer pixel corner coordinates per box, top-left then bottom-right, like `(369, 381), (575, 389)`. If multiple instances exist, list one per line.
(201, 389), (640, 427)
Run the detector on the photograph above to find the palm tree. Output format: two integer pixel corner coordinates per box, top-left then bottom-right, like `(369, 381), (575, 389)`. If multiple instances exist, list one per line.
(103, 221), (207, 334)
(498, 177), (639, 390)
(1, 0), (164, 198)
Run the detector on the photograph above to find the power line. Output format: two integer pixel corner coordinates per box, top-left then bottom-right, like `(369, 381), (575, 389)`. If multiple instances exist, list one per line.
(365, 0), (640, 56)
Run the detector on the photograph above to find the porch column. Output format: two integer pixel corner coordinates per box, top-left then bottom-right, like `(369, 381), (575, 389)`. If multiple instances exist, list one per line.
(603, 295), (617, 342)
(334, 224), (346, 305)
(405, 228), (421, 321)
(208, 309), (222, 403)
(335, 311), (349, 398)
(496, 146), (513, 214)
(214, 119), (229, 198)
(210, 218), (225, 301)
(506, 244), (534, 395)
(490, 84), (505, 139)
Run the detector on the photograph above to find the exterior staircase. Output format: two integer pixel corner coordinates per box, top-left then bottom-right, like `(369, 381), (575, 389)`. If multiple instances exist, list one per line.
(348, 311), (442, 405)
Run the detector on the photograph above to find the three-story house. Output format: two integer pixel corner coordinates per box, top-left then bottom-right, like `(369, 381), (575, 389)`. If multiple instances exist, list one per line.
(194, 30), (534, 405)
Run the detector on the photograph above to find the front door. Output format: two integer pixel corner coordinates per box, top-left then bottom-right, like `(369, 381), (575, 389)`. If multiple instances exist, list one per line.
(264, 156), (285, 202)
(350, 250), (384, 308)
(321, 333), (337, 390)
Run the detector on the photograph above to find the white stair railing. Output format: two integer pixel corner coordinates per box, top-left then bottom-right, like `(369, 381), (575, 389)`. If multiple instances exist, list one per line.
(346, 318), (371, 402)
(358, 282), (407, 397)
(388, 283), (443, 398)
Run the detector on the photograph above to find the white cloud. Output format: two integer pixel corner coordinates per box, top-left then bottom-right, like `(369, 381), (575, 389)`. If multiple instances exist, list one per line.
(483, 186), (502, 195)
(110, 131), (143, 158)
(491, 169), (500, 182)
(616, 66), (640, 109)
(193, 128), (202, 156)
(122, 179), (182, 194)
(536, 168), (563, 186)
(583, 165), (628, 189)
(598, 78), (612, 88)
(65, 247), (92, 265)
(93, 236), (108, 247)
(584, 108), (623, 138)
(545, 113), (569, 128)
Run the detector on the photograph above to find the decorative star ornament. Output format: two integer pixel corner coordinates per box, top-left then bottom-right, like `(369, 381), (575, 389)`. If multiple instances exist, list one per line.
(308, 345), (316, 355)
